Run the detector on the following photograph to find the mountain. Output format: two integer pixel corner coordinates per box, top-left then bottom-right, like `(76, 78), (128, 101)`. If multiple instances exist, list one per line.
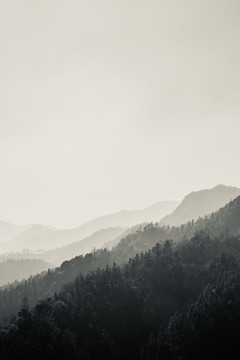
(1, 195), (240, 320)
(160, 185), (240, 226)
(102, 226), (140, 250)
(61, 200), (178, 238)
(0, 220), (30, 244)
(0, 258), (53, 287)
(2, 201), (178, 252)
(114, 194), (240, 257)
(0, 189), (240, 356)
(1, 233), (240, 359)
(3, 224), (57, 252)
(41, 227), (126, 265)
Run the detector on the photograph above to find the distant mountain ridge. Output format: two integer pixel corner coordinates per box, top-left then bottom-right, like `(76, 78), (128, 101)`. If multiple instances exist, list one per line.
(1, 201), (178, 252)
(0, 221), (30, 244)
(114, 194), (240, 257)
(1, 185), (238, 254)
(41, 227), (126, 265)
(160, 185), (240, 226)
(0, 259), (53, 287)
(1, 193), (240, 320)
(1, 193), (240, 319)
(4, 224), (56, 252)
(71, 200), (179, 232)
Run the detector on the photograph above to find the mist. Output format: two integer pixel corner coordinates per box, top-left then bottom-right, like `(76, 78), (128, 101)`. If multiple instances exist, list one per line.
(0, 0), (240, 227)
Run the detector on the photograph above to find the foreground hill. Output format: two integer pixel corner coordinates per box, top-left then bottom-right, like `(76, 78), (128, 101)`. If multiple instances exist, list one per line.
(160, 185), (240, 226)
(1, 233), (240, 359)
(1, 195), (240, 319)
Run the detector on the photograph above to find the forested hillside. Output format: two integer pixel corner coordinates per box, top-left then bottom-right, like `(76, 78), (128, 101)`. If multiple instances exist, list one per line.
(0, 196), (240, 320)
(112, 194), (240, 260)
(1, 233), (240, 359)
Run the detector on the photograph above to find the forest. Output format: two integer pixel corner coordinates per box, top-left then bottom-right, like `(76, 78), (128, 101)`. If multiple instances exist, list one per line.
(0, 196), (240, 358)
(1, 195), (240, 319)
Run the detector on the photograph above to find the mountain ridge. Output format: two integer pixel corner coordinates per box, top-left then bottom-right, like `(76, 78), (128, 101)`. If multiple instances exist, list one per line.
(160, 185), (240, 227)
(1, 193), (240, 319)
(1, 201), (178, 252)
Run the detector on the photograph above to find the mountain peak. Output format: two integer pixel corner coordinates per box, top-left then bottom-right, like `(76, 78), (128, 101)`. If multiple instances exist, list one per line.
(160, 185), (240, 227)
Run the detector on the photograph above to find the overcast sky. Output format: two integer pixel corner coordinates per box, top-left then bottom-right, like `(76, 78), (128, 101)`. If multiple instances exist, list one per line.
(0, 0), (239, 227)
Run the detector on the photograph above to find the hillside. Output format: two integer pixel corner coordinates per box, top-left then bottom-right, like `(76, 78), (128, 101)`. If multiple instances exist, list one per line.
(2, 201), (178, 252)
(3, 224), (57, 252)
(0, 221), (30, 244)
(115, 194), (240, 257)
(0, 259), (53, 287)
(160, 185), (240, 226)
(1, 234), (240, 359)
(1, 195), (240, 319)
(0, 227), (127, 265)
(102, 225), (140, 250)
(41, 227), (126, 265)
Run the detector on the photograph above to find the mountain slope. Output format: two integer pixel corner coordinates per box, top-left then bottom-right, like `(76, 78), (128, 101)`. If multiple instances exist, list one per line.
(0, 221), (30, 244)
(1, 234), (240, 359)
(2, 201), (178, 252)
(115, 194), (240, 257)
(62, 200), (178, 240)
(1, 195), (240, 319)
(41, 227), (126, 265)
(0, 259), (53, 287)
(160, 185), (240, 226)
(3, 224), (56, 252)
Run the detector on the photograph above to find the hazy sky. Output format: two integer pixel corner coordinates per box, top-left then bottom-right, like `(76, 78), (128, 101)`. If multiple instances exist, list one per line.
(0, 0), (240, 227)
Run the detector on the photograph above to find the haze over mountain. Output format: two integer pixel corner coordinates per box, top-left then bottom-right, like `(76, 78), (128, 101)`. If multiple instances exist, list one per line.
(1, 0), (239, 357)
(0, 258), (53, 287)
(40, 227), (126, 265)
(115, 194), (240, 256)
(1, 186), (238, 260)
(160, 185), (240, 227)
(2, 194), (240, 320)
(3, 224), (57, 252)
(0, 221), (30, 244)
(1, 201), (178, 252)
(72, 200), (178, 232)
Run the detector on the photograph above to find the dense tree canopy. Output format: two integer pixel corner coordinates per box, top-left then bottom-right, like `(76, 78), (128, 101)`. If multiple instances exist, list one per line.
(1, 231), (240, 359)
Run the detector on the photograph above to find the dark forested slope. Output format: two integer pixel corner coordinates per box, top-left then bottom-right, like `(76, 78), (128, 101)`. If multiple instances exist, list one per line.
(1, 233), (240, 359)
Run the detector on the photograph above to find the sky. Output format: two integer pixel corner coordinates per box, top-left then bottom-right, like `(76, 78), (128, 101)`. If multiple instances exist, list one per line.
(0, 0), (240, 228)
